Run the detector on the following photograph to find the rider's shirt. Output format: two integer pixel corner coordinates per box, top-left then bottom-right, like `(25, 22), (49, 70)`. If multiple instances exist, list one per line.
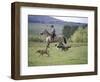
(51, 28), (55, 34)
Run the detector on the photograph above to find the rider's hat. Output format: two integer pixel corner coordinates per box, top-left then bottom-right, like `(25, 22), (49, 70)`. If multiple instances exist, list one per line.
(51, 25), (54, 28)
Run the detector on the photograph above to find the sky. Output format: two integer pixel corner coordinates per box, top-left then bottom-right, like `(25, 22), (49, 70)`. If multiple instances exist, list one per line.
(53, 16), (88, 23)
(28, 15), (88, 24)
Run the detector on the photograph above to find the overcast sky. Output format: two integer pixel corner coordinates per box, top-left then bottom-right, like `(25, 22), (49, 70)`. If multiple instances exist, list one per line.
(28, 15), (88, 24)
(53, 16), (88, 23)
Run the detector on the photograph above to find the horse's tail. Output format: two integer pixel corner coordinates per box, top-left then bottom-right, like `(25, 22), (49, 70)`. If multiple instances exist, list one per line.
(63, 37), (67, 44)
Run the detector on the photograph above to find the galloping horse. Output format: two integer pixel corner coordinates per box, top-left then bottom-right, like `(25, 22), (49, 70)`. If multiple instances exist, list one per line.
(40, 29), (67, 50)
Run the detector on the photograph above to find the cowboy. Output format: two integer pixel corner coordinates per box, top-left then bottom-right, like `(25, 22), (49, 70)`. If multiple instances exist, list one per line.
(50, 25), (56, 41)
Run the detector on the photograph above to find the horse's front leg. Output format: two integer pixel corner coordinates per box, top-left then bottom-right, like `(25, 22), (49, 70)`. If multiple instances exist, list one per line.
(46, 42), (50, 50)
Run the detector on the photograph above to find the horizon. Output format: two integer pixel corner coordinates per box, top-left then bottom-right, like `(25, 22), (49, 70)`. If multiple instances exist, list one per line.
(28, 15), (88, 24)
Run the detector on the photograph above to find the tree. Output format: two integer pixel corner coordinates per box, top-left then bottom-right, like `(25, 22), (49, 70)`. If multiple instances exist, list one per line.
(62, 25), (78, 39)
(71, 27), (87, 43)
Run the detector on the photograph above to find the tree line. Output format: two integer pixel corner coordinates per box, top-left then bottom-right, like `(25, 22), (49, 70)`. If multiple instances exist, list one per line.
(62, 25), (87, 43)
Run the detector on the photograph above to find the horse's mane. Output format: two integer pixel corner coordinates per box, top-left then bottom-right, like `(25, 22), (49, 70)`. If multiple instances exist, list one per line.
(44, 29), (51, 36)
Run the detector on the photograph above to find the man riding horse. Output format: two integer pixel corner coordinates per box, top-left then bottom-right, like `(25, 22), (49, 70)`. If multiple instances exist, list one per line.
(50, 25), (56, 41)
(40, 25), (67, 49)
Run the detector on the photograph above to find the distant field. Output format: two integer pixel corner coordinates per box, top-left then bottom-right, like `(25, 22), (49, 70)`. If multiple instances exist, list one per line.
(28, 42), (88, 66)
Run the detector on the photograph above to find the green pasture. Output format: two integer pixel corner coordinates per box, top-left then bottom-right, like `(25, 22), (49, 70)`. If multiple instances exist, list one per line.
(28, 42), (88, 66)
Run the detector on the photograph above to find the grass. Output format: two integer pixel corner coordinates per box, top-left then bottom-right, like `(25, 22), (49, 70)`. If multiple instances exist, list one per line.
(28, 42), (88, 66)
(28, 35), (44, 42)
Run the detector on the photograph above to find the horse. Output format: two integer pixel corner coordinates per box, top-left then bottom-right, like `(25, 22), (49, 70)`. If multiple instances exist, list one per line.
(40, 29), (67, 50)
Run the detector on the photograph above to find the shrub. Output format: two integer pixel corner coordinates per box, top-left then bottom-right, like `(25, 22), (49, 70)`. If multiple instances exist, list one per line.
(28, 35), (44, 42)
(71, 27), (87, 43)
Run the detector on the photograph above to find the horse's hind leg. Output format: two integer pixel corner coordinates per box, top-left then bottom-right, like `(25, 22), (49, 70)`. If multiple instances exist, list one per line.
(39, 54), (41, 57)
(47, 53), (50, 57)
(46, 42), (50, 50)
(39, 53), (43, 57)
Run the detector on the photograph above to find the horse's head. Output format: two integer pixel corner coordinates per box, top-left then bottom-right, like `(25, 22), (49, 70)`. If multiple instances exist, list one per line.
(40, 29), (46, 35)
(40, 29), (50, 36)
